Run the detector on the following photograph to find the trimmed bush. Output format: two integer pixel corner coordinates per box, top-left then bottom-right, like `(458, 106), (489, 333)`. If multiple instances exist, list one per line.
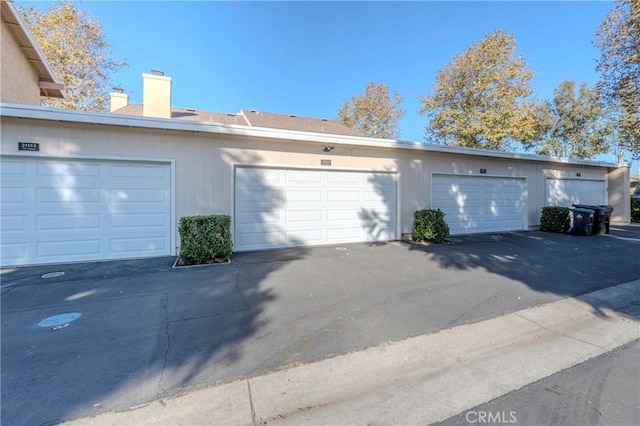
(413, 209), (450, 243)
(632, 197), (640, 223)
(178, 215), (232, 265)
(539, 206), (571, 233)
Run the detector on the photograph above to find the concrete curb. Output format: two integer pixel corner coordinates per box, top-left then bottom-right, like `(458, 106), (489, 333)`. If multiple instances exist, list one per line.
(66, 280), (640, 425)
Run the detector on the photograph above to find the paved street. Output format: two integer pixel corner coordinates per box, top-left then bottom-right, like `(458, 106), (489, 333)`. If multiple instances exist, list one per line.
(439, 341), (640, 426)
(1, 226), (638, 425)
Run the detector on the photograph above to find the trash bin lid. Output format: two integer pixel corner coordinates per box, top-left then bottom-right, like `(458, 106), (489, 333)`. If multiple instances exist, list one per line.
(571, 207), (594, 214)
(599, 205), (614, 212)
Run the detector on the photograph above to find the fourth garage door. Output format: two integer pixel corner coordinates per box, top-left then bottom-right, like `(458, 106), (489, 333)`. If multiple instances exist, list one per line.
(431, 174), (526, 235)
(234, 167), (397, 251)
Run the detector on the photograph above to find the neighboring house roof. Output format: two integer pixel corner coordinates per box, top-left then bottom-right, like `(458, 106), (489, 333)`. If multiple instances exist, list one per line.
(241, 109), (363, 137)
(113, 104), (248, 126)
(1, 0), (65, 98)
(112, 103), (362, 136)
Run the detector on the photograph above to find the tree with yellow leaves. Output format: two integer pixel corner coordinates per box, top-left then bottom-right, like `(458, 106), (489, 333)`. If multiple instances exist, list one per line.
(338, 82), (405, 139)
(419, 30), (540, 151)
(19, 1), (127, 111)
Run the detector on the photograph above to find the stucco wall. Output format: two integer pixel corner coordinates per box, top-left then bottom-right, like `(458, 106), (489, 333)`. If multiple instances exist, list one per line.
(1, 117), (623, 250)
(0, 23), (40, 105)
(607, 166), (631, 223)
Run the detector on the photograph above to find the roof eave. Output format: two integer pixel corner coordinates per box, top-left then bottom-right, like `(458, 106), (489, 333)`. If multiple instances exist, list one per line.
(0, 103), (626, 169)
(2, 0), (65, 99)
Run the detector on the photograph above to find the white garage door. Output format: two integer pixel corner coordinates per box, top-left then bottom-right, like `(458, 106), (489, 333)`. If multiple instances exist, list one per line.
(234, 167), (397, 251)
(432, 174), (526, 235)
(546, 179), (606, 207)
(1, 157), (171, 266)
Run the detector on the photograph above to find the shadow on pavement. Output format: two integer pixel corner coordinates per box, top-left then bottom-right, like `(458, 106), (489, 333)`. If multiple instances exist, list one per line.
(402, 225), (640, 320)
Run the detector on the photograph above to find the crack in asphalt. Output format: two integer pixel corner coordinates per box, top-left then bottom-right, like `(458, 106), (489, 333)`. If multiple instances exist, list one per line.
(157, 291), (172, 398)
(247, 380), (258, 426)
(236, 266), (251, 310)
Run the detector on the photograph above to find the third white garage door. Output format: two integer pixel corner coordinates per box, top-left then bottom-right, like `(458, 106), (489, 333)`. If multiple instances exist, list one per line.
(545, 178), (606, 207)
(432, 174), (526, 235)
(234, 167), (397, 251)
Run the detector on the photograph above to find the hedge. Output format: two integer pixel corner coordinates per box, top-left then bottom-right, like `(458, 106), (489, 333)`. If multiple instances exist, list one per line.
(540, 206), (571, 233)
(413, 209), (450, 243)
(178, 215), (233, 265)
(632, 197), (640, 223)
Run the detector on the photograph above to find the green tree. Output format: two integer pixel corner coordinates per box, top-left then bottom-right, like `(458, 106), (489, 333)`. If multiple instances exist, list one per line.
(594, 0), (640, 159)
(535, 81), (612, 160)
(419, 30), (539, 151)
(19, 1), (127, 111)
(338, 82), (405, 139)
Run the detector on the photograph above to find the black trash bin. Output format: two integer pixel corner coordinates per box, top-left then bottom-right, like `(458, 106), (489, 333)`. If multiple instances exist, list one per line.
(599, 205), (614, 234)
(573, 204), (606, 235)
(570, 207), (594, 236)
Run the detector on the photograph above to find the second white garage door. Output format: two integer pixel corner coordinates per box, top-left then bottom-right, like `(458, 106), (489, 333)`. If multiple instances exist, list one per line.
(234, 167), (397, 251)
(432, 174), (526, 235)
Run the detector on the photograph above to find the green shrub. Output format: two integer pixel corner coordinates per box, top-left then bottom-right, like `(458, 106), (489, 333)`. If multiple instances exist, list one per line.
(632, 197), (640, 223)
(539, 207), (571, 233)
(178, 215), (232, 265)
(413, 209), (450, 242)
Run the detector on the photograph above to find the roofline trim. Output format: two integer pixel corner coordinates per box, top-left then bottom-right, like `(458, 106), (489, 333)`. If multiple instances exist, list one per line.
(0, 103), (626, 169)
(3, 0), (65, 97)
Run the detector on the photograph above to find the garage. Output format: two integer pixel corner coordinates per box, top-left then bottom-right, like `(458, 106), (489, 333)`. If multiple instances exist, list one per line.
(431, 174), (526, 235)
(546, 178), (606, 207)
(234, 167), (397, 251)
(0, 156), (172, 266)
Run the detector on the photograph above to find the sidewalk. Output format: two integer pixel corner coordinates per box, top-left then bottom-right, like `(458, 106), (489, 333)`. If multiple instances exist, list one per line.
(67, 280), (640, 425)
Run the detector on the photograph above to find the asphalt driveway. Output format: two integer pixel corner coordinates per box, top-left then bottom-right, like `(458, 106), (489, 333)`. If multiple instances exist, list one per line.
(2, 226), (639, 425)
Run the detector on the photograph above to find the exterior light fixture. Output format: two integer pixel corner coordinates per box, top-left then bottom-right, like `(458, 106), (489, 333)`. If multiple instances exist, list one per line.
(322, 146), (334, 152)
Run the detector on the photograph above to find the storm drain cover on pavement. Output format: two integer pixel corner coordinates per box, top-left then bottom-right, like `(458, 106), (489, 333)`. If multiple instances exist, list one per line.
(37, 313), (81, 328)
(41, 272), (65, 279)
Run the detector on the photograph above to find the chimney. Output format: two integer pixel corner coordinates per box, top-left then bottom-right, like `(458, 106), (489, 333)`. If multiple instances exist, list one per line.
(109, 87), (129, 112)
(142, 70), (172, 119)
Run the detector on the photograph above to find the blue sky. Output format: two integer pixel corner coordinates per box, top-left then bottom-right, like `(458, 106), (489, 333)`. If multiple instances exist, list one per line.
(22, 1), (634, 169)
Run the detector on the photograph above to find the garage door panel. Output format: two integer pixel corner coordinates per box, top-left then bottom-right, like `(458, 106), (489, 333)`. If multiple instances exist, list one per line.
(37, 214), (102, 231)
(1, 215), (26, 232)
(327, 172), (361, 184)
(432, 175), (525, 235)
(285, 170), (323, 183)
(37, 187), (102, 203)
(327, 227), (361, 240)
(1, 159), (26, 175)
(285, 190), (323, 202)
(546, 179), (605, 206)
(1, 242), (26, 262)
(1, 187), (27, 204)
(235, 167), (397, 251)
(110, 164), (167, 179)
(0, 158), (171, 266)
(37, 161), (102, 177)
(110, 236), (168, 255)
(285, 210), (323, 223)
(327, 190), (360, 202)
(285, 229), (324, 244)
(37, 239), (102, 258)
